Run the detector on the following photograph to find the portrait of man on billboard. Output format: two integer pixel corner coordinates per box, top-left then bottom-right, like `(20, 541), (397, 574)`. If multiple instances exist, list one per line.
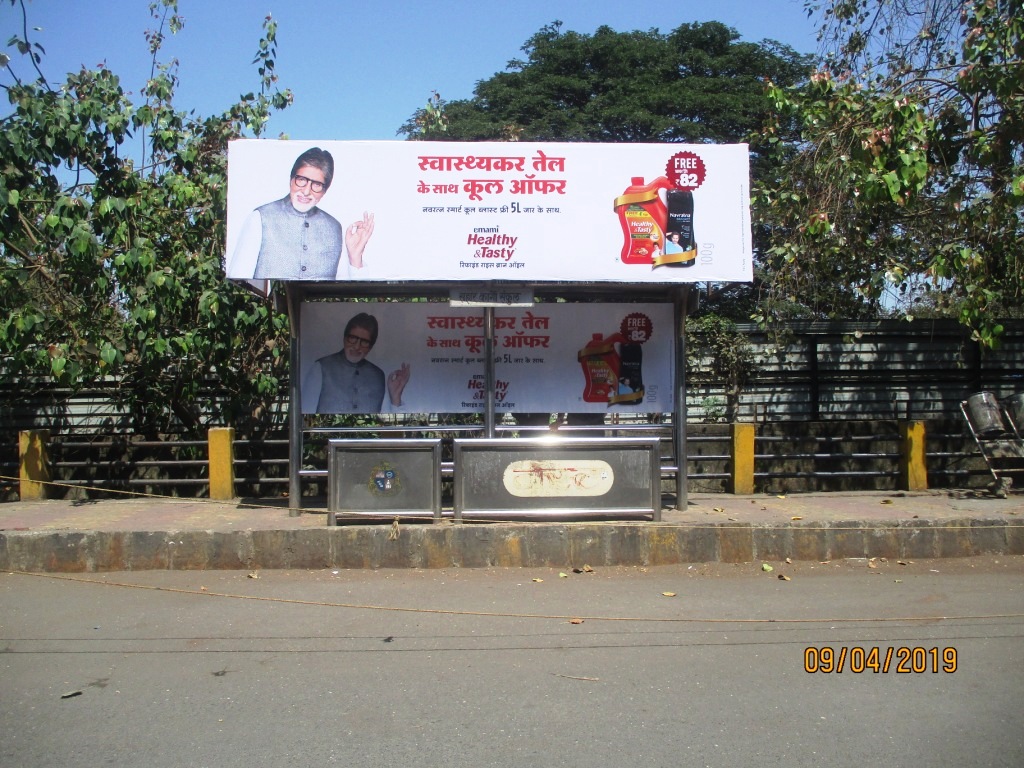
(307, 312), (411, 413)
(227, 147), (375, 280)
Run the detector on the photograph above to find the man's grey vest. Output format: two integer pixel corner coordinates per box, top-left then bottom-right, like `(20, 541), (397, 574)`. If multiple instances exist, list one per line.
(254, 197), (343, 279)
(316, 353), (386, 413)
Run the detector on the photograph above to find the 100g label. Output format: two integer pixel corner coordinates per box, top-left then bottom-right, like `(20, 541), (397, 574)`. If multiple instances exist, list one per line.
(804, 646), (957, 674)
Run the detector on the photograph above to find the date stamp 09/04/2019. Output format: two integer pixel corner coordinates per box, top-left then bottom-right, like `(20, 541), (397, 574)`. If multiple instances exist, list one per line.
(804, 646), (958, 674)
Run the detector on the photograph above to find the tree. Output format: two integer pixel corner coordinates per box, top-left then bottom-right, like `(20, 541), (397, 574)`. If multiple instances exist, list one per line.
(755, 0), (1024, 347)
(400, 21), (813, 145)
(686, 313), (757, 422)
(0, 1), (293, 436)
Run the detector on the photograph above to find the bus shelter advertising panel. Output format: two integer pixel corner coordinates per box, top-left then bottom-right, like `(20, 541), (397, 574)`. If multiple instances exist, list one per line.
(226, 140), (751, 284)
(299, 302), (674, 415)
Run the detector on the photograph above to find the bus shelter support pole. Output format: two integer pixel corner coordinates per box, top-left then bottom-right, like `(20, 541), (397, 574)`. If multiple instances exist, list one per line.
(288, 284), (303, 515)
(674, 285), (689, 512)
(485, 307), (496, 438)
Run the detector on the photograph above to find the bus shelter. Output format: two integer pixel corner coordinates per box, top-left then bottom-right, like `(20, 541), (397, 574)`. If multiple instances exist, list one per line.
(225, 140), (752, 521)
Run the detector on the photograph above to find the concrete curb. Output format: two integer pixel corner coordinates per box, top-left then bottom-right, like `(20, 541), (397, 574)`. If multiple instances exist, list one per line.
(3, 517), (1022, 572)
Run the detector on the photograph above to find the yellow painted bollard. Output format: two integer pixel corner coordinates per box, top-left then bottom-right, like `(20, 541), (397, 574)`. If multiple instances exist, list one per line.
(208, 427), (236, 500)
(19, 429), (51, 500)
(899, 420), (928, 491)
(730, 422), (756, 495)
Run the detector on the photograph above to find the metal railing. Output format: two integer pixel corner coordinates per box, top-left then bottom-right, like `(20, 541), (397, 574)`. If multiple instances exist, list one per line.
(8, 417), (1008, 499)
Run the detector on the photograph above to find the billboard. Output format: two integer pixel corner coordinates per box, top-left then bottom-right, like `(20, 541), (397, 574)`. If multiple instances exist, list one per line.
(226, 140), (752, 284)
(299, 302), (675, 414)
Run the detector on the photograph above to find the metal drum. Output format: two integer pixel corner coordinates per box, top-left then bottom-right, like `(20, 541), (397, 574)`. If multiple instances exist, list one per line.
(1003, 392), (1024, 435)
(965, 392), (1009, 437)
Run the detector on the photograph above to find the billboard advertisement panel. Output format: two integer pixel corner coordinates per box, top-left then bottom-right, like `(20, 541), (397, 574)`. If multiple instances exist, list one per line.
(299, 302), (674, 414)
(226, 140), (751, 284)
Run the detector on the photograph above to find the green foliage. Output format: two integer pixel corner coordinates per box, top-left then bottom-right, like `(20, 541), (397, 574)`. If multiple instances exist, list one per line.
(686, 314), (758, 421)
(755, 0), (1024, 347)
(408, 90), (449, 140)
(400, 21), (813, 143)
(0, 1), (294, 436)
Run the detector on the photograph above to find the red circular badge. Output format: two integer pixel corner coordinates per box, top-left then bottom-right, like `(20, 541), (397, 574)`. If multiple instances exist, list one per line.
(620, 313), (653, 344)
(666, 151), (706, 191)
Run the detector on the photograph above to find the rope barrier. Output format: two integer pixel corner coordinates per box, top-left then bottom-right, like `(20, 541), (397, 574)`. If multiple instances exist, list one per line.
(2, 473), (1022, 531)
(7, 570), (1024, 625)
(1, 474), (332, 517)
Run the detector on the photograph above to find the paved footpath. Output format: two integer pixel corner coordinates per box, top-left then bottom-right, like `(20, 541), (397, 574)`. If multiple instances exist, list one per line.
(1, 490), (1022, 572)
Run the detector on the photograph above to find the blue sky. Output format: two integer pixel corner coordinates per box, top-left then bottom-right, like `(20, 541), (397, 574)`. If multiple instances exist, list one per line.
(3, 0), (820, 140)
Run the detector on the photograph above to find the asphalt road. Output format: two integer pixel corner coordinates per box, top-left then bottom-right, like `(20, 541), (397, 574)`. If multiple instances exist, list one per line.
(2, 557), (1023, 768)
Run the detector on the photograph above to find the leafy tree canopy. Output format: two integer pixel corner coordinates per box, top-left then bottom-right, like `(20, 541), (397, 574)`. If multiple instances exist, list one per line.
(755, 0), (1024, 347)
(0, 0), (292, 436)
(401, 20), (813, 144)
